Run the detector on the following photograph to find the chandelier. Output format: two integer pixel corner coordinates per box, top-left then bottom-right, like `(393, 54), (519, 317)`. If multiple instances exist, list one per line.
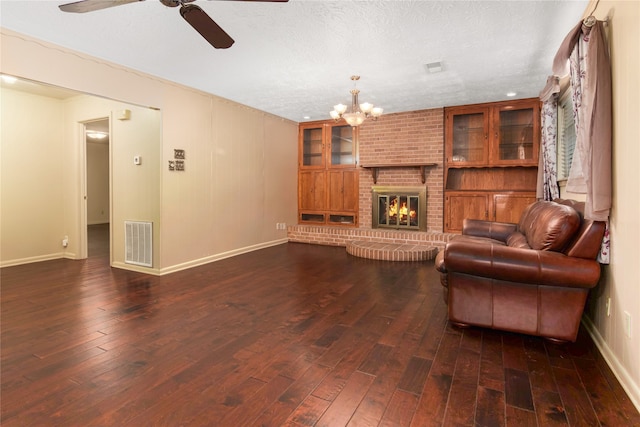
(330, 75), (383, 127)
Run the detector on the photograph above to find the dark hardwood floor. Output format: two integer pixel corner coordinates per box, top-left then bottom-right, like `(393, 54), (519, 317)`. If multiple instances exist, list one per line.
(2, 225), (639, 426)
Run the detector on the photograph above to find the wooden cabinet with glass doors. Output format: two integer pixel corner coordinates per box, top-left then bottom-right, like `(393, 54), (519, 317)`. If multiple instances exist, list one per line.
(298, 120), (358, 226)
(448, 106), (490, 164)
(493, 101), (539, 164)
(444, 98), (540, 233)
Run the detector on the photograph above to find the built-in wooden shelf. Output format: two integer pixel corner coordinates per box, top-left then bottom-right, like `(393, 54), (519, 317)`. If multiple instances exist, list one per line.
(360, 162), (438, 184)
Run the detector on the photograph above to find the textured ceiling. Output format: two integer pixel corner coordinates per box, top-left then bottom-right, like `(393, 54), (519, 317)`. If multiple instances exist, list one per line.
(0, 0), (588, 122)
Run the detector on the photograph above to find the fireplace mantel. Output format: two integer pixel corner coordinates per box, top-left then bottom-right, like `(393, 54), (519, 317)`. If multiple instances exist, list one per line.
(360, 162), (438, 184)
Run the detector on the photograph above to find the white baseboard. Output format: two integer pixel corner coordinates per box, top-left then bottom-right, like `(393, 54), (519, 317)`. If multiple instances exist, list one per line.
(582, 316), (640, 413)
(110, 261), (161, 275)
(1, 252), (65, 268)
(1, 240), (289, 274)
(158, 238), (289, 275)
(111, 239), (290, 276)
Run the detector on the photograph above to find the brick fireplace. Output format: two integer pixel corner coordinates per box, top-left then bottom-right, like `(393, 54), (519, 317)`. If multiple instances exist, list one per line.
(289, 108), (455, 258)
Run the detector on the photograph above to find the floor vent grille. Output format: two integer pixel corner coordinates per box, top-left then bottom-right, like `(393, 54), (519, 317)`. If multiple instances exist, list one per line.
(125, 221), (152, 267)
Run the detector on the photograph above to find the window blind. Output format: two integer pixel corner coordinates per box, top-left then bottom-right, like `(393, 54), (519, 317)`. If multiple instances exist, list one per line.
(557, 91), (576, 181)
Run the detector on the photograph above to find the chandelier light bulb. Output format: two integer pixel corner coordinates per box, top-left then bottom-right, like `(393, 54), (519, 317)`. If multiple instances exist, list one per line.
(343, 112), (365, 127)
(360, 102), (373, 114)
(334, 104), (348, 115)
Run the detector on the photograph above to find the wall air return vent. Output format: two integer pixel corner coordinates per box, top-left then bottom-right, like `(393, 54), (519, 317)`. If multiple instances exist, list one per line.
(124, 221), (152, 268)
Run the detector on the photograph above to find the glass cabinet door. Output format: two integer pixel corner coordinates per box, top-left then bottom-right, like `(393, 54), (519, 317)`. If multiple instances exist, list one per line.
(301, 126), (324, 167)
(329, 125), (355, 166)
(448, 109), (489, 164)
(496, 106), (536, 163)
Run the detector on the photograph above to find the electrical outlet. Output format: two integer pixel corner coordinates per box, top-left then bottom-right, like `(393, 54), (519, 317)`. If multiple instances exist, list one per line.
(62, 236), (69, 248)
(624, 311), (632, 338)
(606, 297), (611, 317)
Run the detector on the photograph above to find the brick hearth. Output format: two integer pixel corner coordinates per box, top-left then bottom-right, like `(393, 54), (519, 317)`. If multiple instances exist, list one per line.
(346, 241), (439, 262)
(287, 225), (455, 260)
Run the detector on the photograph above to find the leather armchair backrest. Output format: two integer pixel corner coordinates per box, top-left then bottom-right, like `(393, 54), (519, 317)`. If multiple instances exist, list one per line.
(554, 199), (607, 259)
(517, 201), (581, 251)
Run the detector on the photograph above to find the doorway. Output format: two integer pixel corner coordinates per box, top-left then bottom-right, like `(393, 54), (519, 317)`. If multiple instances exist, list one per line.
(84, 118), (110, 259)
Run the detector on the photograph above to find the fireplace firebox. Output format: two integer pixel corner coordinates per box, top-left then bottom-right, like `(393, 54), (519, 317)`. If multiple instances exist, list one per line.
(372, 186), (427, 231)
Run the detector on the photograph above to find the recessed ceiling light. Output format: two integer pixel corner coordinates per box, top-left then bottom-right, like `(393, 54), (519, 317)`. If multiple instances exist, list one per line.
(506, 91), (517, 97)
(303, 116), (310, 120)
(86, 131), (108, 139)
(1, 75), (18, 84)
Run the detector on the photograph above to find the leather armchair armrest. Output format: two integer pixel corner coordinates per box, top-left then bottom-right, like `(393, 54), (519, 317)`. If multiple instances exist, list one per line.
(462, 219), (518, 242)
(444, 240), (601, 289)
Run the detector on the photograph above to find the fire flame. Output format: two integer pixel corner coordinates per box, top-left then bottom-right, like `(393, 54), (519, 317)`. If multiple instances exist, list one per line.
(389, 199), (416, 220)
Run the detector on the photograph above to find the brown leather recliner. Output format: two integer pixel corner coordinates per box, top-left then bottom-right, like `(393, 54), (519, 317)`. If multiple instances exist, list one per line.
(435, 199), (606, 342)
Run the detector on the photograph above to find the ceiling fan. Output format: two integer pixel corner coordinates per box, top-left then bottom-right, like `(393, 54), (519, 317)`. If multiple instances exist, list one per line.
(58, 0), (288, 49)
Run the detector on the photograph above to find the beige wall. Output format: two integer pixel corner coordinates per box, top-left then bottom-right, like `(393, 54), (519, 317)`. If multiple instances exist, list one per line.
(0, 88), (66, 263)
(0, 28), (299, 273)
(568, 0), (640, 411)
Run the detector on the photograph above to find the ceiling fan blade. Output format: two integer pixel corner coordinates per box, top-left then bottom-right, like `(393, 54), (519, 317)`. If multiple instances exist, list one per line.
(180, 4), (234, 49)
(59, 0), (144, 13)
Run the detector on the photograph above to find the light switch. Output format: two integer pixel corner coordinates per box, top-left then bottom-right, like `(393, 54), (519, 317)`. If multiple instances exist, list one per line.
(134, 155), (141, 165)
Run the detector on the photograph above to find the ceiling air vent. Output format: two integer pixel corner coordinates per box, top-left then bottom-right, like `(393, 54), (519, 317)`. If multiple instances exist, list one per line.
(425, 61), (444, 74)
